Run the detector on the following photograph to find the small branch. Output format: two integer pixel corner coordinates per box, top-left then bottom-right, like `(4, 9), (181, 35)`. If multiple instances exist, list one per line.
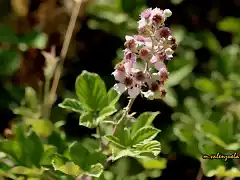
(42, 77), (51, 119)
(112, 98), (136, 136)
(46, 0), (83, 117)
(196, 166), (203, 180)
(196, 157), (204, 180)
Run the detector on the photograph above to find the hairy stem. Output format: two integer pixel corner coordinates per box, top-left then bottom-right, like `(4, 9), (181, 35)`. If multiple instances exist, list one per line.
(113, 98), (136, 136)
(46, 0), (83, 118)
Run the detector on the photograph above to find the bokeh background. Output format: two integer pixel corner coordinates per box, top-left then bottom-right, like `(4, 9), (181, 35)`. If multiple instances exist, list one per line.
(0, 0), (240, 179)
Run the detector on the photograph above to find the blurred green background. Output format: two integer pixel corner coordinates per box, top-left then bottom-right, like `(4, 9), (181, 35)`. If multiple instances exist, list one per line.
(0, 0), (240, 179)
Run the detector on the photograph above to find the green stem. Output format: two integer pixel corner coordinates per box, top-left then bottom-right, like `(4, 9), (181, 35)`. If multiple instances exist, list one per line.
(42, 78), (51, 119)
(97, 125), (105, 151)
(113, 98), (136, 136)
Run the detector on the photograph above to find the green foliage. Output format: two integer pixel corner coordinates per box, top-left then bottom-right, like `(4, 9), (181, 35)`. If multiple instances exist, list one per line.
(59, 70), (120, 128)
(0, 49), (21, 76)
(2, 0), (240, 179)
(105, 111), (161, 161)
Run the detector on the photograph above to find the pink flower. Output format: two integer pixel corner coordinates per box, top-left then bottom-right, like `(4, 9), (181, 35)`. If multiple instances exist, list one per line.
(149, 8), (164, 25)
(140, 8), (152, 19)
(159, 67), (169, 81)
(112, 69), (125, 82)
(124, 50), (136, 63)
(112, 7), (177, 99)
(153, 61), (165, 70)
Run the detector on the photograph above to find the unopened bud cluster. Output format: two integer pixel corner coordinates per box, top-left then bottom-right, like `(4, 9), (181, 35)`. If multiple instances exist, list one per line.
(112, 8), (177, 99)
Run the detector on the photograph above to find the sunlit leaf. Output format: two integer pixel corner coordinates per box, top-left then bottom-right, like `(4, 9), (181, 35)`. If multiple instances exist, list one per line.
(105, 135), (125, 149)
(140, 158), (167, 169)
(24, 119), (53, 137)
(87, 163), (104, 177)
(75, 71), (107, 111)
(79, 111), (96, 128)
(59, 98), (83, 113)
(97, 105), (117, 122)
(131, 112), (159, 136)
(217, 17), (240, 33)
(194, 78), (218, 93)
(11, 166), (43, 176)
(132, 127), (160, 145)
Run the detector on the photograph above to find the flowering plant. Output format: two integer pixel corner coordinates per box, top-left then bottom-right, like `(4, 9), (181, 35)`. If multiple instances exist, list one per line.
(0, 7), (177, 180)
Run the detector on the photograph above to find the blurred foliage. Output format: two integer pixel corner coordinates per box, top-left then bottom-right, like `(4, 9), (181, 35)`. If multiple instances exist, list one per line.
(0, 0), (240, 179)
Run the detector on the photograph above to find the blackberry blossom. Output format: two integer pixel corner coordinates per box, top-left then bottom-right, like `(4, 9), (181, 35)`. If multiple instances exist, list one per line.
(112, 8), (177, 99)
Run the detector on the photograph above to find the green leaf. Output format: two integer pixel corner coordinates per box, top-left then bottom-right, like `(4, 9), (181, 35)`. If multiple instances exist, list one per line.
(104, 135), (125, 149)
(140, 158), (167, 169)
(194, 78), (218, 93)
(131, 112), (159, 136)
(23, 131), (44, 167)
(57, 162), (81, 176)
(0, 26), (18, 43)
(52, 154), (69, 169)
(123, 128), (131, 147)
(0, 169), (16, 179)
(0, 50), (21, 76)
(133, 140), (161, 156)
(87, 163), (104, 178)
(203, 31), (221, 53)
(59, 98), (83, 113)
(167, 64), (194, 87)
(11, 166), (43, 176)
(69, 142), (89, 168)
(48, 130), (67, 154)
(199, 120), (219, 136)
(201, 159), (225, 177)
(162, 87), (178, 107)
(41, 145), (57, 166)
(184, 97), (204, 122)
(18, 30), (48, 49)
(79, 111), (96, 128)
(0, 140), (21, 163)
(213, 166), (240, 177)
(112, 149), (139, 161)
(25, 86), (38, 110)
(217, 17), (240, 33)
(24, 119), (53, 137)
(107, 88), (120, 106)
(132, 127), (160, 145)
(75, 71), (107, 111)
(97, 106), (117, 122)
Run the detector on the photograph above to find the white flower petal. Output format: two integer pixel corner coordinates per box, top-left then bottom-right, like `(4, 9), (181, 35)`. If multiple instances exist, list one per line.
(164, 9), (172, 18)
(112, 70), (125, 82)
(125, 35), (134, 41)
(138, 18), (147, 29)
(113, 83), (126, 94)
(128, 86), (140, 98)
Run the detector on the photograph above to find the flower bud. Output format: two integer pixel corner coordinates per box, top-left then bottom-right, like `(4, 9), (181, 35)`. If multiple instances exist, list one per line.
(159, 27), (171, 38)
(164, 9), (172, 18)
(150, 8), (164, 25)
(139, 47), (149, 57)
(124, 39), (136, 52)
(165, 48), (174, 55)
(159, 68), (169, 81)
